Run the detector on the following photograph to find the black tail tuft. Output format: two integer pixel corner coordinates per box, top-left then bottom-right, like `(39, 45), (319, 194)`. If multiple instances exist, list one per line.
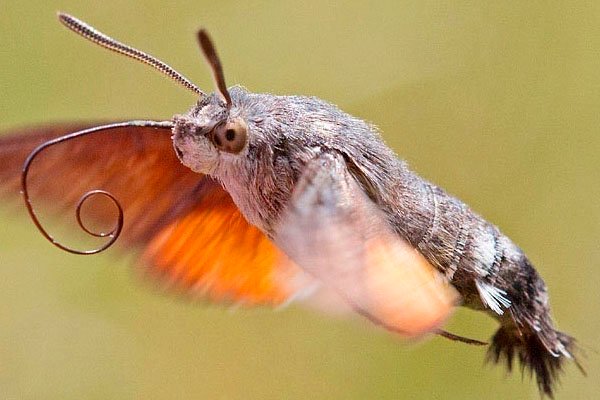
(486, 325), (582, 398)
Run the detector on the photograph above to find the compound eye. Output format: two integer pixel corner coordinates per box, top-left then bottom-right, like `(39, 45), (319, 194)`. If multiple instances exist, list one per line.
(211, 119), (247, 154)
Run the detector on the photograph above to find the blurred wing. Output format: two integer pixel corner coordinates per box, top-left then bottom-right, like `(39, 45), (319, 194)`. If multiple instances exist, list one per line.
(0, 121), (198, 244)
(274, 153), (458, 337)
(0, 123), (304, 305)
(141, 184), (307, 305)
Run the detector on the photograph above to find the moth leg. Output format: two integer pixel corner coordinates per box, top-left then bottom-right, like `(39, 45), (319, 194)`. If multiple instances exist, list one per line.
(274, 152), (458, 338)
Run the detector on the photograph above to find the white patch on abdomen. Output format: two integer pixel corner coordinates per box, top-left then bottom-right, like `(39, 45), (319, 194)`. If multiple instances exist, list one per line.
(469, 230), (496, 276)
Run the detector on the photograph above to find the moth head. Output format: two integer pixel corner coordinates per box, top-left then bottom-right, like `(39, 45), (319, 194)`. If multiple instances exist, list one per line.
(171, 30), (253, 174)
(172, 96), (250, 174)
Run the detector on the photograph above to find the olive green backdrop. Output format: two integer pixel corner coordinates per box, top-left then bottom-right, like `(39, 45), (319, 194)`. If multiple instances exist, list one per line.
(1, 1), (598, 399)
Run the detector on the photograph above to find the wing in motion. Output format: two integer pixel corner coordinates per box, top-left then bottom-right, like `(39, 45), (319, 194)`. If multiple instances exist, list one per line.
(274, 152), (458, 337)
(0, 123), (304, 305)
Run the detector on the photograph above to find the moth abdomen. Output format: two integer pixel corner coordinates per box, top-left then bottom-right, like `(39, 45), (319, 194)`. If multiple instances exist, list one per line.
(482, 251), (581, 397)
(394, 174), (579, 396)
(407, 182), (500, 286)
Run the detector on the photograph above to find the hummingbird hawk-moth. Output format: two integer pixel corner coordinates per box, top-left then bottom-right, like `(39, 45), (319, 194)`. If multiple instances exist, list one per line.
(0, 13), (581, 397)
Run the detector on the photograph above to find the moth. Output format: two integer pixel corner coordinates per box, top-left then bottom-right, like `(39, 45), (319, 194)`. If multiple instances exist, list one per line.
(0, 13), (581, 397)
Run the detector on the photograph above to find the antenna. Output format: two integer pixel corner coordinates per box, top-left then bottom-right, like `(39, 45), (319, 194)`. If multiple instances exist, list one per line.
(58, 12), (205, 97)
(197, 29), (232, 108)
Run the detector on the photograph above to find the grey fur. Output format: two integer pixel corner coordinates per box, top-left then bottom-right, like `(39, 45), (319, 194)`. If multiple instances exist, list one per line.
(174, 86), (578, 397)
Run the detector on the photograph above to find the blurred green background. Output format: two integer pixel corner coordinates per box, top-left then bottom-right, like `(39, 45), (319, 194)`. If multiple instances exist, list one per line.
(1, 1), (598, 399)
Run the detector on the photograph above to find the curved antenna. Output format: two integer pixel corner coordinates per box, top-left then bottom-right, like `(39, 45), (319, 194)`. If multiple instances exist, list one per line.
(21, 120), (174, 255)
(197, 29), (232, 108)
(58, 12), (205, 97)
